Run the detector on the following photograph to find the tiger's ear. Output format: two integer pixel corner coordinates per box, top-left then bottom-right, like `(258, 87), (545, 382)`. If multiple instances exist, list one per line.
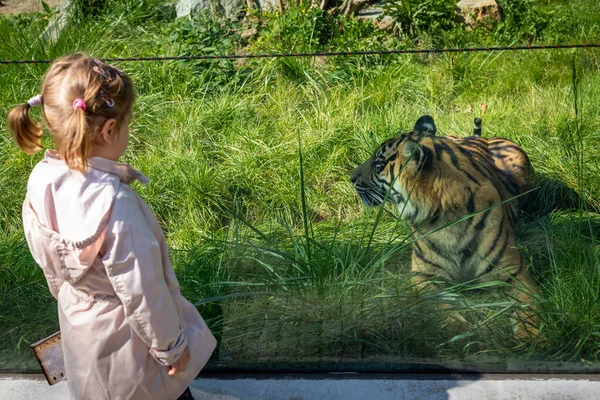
(403, 140), (432, 171)
(414, 115), (436, 135)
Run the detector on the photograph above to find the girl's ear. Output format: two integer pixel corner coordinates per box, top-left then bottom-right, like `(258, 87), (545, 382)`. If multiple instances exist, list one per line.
(99, 118), (118, 144)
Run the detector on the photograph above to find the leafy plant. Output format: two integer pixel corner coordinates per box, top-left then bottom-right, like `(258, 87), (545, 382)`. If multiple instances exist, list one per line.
(167, 11), (246, 90)
(382, 0), (459, 38)
(252, 6), (336, 52)
(494, 0), (568, 42)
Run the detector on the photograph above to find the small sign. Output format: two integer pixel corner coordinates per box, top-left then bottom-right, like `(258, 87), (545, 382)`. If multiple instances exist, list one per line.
(31, 331), (66, 385)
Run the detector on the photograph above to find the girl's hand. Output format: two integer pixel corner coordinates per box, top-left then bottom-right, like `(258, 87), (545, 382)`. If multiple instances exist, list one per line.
(168, 347), (190, 376)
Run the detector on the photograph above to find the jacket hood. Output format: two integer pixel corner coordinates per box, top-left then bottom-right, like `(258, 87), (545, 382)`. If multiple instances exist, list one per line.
(22, 150), (148, 284)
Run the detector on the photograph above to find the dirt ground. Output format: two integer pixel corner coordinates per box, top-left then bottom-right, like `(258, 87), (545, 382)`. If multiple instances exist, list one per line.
(0, 0), (61, 15)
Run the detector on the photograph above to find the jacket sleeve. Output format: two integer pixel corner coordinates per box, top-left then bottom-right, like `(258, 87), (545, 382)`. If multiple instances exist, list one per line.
(100, 187), (188, 367)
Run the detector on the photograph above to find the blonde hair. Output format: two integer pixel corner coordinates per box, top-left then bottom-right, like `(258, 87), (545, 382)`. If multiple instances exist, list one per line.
(7, 53), (135, 171)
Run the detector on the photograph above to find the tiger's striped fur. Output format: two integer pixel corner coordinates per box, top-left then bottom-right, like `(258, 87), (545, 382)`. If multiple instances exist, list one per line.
(350, 115), (539, 337)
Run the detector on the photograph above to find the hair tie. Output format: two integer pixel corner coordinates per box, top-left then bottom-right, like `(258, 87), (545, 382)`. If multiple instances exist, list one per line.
(27, 94), (43, 107)
(72, 98), (86, 112)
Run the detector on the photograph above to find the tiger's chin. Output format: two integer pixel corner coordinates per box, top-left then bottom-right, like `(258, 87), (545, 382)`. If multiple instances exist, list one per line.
(354, 188), (386, 207)
(356, 189), (426, 224)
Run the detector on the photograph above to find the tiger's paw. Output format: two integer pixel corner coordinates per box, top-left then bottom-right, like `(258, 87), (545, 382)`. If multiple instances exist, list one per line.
(511, 312), (544, 343)
(443, 311), (470, 333)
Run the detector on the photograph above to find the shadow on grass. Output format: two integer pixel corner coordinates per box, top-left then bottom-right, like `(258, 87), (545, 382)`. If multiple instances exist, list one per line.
(522, 173), (591, 220)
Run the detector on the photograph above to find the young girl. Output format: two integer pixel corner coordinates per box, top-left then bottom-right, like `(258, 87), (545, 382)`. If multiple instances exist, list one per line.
(7, 53), (216, 400)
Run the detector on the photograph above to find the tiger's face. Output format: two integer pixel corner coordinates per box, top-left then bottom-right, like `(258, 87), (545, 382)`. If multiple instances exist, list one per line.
(350, 137), (418, 206)
(350, 116), (436, 221)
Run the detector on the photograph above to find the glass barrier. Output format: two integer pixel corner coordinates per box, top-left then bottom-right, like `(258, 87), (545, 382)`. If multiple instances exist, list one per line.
(1, 0), (599, 376)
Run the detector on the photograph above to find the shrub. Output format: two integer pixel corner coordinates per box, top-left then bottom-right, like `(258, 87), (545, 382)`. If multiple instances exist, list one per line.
(382, 0), (459, 38)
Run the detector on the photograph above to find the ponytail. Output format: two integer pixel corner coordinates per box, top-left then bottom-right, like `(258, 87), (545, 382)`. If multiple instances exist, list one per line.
(62, 105), (90, 172)
(7, 103), (43, 155)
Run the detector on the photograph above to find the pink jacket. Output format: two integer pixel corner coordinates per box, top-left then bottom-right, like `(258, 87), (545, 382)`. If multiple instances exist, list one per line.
(22, 151), (217, 400)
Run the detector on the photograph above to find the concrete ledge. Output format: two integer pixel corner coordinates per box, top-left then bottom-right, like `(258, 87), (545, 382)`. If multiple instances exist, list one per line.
(2, 373), (600, 399)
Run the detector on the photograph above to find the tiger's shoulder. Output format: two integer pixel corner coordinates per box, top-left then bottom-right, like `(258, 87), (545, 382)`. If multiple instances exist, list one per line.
(417, 117), (535, 221)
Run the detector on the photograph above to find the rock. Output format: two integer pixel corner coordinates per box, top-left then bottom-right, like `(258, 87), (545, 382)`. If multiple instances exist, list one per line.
(241, 28), (258, 40)
(456, 0), (500, 27)
(176, 0), (208, 18)
(357, 2), (382, 21)
(378, 15), (394, 31)
(41, 0), (72, 45)
(176, 0), (240, 20)
(176, 0), (278, 19)
(358, 1), (394, 32)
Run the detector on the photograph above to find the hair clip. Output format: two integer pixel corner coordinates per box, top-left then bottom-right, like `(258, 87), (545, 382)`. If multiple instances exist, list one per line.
(93, 59), (125, 80)
(98, 88), (115, 108)
(93, 65), (110, 80)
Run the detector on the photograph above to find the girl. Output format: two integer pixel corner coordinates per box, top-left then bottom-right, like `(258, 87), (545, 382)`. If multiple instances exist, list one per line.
(7, 53), (216, 400)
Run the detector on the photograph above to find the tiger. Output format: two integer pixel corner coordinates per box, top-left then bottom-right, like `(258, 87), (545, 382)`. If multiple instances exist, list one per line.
(350, 115), (540, 338)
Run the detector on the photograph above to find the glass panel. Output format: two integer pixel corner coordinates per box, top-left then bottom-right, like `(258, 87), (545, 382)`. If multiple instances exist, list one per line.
(1, 0), (599, 375)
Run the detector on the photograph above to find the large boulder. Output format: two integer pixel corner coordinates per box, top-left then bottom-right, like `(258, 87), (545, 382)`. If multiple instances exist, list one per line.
(176, 0), (278, 19)
(42, 0), (72, 45)
(175, 0), (375, 19)
(456, 0), (500, 27)
(357, 1), (393, 31)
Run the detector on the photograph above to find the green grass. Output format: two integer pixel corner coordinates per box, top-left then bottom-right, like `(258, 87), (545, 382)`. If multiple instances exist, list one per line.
(1, 0), (600, 372)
